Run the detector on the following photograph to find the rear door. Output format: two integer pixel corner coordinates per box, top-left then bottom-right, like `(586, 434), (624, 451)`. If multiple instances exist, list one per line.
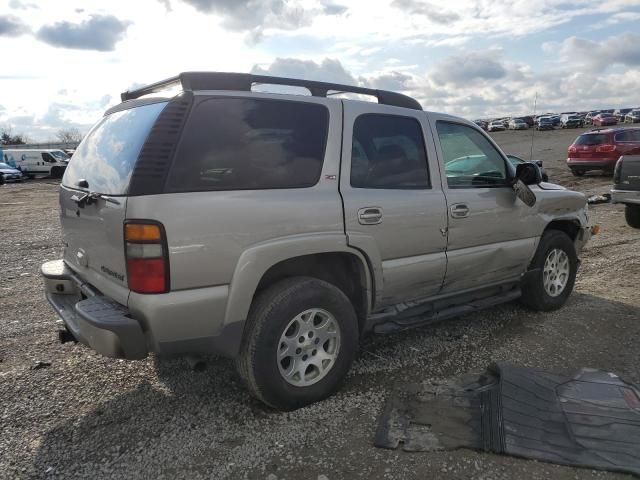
(340, 102), (447, 308)
(429, 116), (538, 293)
(59, 100), (168, 304)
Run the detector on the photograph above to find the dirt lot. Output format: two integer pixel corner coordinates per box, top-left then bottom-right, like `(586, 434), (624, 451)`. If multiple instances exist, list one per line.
(1, 126), (639, 480)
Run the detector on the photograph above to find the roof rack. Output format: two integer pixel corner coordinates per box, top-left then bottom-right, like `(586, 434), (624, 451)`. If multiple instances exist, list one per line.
(120, 71), (422, 110)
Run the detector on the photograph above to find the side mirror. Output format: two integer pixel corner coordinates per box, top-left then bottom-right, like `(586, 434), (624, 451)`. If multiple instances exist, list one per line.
(515, 162), (543, 185)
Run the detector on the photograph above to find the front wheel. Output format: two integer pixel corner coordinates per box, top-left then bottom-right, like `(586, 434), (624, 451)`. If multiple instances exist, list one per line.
(520, 230), (578, 311)
(236, 276), (359, 410)
(625, 205), (640, 229)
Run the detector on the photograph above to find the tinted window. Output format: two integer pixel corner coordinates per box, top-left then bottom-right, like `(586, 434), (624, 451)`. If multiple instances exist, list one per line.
(63, 101), (167, 195)
(42, 152), (55, 162)
(575, 134), (608, 145)
(350, 114), (429, 189)
(167, 98), (328, 191)
(615, 130), (640, 142)
(436, 121), (508, 188)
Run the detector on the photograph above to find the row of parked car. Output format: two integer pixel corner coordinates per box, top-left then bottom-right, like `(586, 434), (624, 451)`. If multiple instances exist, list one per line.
(475, 108), (640, 133)
(0, 148), (72, 184)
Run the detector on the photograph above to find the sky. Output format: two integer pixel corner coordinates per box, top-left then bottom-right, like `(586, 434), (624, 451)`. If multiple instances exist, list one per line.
(1, 0), (640, 141)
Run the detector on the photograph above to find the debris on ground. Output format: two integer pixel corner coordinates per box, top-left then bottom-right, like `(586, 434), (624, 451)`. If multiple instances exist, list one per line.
(375, 362), (640, 476)
(587, 193), (611, 204)
(30, 360), (52, 370)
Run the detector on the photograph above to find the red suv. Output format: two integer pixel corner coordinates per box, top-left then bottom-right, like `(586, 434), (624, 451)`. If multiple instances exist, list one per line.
(567, 127), (640, 176)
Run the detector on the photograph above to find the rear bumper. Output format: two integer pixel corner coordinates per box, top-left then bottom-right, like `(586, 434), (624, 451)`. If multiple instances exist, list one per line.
(567, 158), (616, 169)
(41, 260), (148, 359)
(41, 259), (239, 360)
(611, 189), (640, 205)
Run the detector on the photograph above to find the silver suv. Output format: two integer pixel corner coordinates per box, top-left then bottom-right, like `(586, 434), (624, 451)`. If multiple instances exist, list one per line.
(41, 72), (592, 410)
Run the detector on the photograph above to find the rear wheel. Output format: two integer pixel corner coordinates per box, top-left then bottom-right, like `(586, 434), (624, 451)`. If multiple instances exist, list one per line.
(50, 167), (64, 179)
(236, 276), (359, 410)
(571, 168), (585, 177)
(520, 230), (578, 311)
(625, 205), (640, 229)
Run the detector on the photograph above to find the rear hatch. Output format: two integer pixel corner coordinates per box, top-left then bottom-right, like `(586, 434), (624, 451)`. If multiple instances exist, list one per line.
(569, 132), (614, 160)
(59, 101), (168, 304)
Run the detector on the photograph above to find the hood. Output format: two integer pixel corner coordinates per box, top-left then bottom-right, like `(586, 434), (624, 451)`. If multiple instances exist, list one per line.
(0, 168), (21, 174)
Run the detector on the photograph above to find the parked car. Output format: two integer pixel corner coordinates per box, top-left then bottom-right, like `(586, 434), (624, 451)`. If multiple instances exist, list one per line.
(536, 117), (554, 130)
(2, 149), (68, 178)
(508, 118), (528, 130)
(0, 162), (23, 185)
(40, 71), (593, 410)
(592, 113), (618, 127)
(488, 120), (506, 132)
(549, 115), (561, 126)
(520, 116), (534, 127)
(473, 120), (488, 130)
(583, 111), (601, 126)
(567, 127), (640, 176)
(612, 155), (640, 228)
(614, 108), (633, 122)
(561, 114), (583, 128)
(624, 109), (640, 123)
(506, 154), (549, 182)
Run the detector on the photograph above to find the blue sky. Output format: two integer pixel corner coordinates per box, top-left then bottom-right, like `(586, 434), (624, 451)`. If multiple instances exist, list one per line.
(1, 0), (639, 140)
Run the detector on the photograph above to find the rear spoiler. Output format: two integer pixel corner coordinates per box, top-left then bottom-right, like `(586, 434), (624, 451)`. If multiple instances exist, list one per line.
(120, 71), (422, 111)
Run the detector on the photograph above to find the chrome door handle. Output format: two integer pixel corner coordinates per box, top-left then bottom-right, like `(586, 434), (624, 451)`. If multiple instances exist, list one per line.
(450, 203), (469, 219)
(358, 207), (383, 225)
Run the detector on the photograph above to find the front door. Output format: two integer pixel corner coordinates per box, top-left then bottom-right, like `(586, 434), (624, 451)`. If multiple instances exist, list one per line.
(429, 117), (538, 293)
(340, 102), (448, 308)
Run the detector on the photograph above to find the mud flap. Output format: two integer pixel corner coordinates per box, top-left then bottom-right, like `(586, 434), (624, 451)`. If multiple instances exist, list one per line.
(374, 363), (640, 476)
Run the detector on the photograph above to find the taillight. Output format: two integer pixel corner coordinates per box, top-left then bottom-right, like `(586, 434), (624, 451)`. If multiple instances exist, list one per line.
(568, 145), (577, 153)
(596, 144), (616, 153)
(124, 221), (169, 294)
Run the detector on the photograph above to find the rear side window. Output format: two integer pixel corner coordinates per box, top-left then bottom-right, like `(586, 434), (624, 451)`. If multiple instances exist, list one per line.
(350, 114), (429, 189)
(615, 130), (640, 142)
(575, 134), (608, 145)
(63, 101), (167, 195)
(167, 98), (329, 191)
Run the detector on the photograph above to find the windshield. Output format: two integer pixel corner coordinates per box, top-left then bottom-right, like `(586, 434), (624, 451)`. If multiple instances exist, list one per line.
(62, 101), (167, 195)
(50, 150), (69, 161)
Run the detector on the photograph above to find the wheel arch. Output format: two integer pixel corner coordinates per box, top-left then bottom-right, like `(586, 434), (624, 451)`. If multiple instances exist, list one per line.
(222, 234), (375, 357)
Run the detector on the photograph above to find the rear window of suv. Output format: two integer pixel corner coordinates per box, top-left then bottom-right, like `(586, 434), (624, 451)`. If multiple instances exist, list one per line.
(575, 134), (608, 145)
(63, 101), (168, 195)
(167, 98), (329, 192)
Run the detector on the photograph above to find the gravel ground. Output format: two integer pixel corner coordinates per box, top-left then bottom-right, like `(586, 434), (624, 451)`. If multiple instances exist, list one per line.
(1, 126), (639, 480)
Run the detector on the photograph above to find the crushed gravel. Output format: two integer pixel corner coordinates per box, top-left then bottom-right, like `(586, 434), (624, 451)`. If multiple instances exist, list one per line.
(1, 127), (639, 480)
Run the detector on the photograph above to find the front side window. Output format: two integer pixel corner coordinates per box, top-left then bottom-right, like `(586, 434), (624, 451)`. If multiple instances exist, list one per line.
(42, 152), (56, 163)
(350, 114), (429, 189)
(167, 98), (329, 191)
(436, 121), (508, 188)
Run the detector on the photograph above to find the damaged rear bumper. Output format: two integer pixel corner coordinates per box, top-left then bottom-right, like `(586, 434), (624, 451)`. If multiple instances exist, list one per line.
(41, 259), (148, 360)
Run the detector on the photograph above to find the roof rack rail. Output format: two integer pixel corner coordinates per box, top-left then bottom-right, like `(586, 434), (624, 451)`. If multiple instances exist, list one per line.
(120, 71), (422, 110)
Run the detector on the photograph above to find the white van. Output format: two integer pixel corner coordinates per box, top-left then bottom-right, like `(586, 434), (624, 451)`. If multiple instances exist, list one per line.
(2, 149), (69, 178)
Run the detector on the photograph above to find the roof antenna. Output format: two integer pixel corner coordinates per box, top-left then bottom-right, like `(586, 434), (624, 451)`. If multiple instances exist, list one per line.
(529, 91), (538, 161)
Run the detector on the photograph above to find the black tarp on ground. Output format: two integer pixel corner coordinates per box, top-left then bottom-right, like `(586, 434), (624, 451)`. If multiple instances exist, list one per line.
(374, 363), (640, 476)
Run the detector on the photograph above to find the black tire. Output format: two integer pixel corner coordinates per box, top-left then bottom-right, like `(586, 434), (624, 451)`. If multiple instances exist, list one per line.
(236, 276), (359, 410)
(520, 230), (578, 312)
(625, 205), (640, 229)
(51, 167), (63, 179)
(571, 168), (585, 177)
(0, 174), (4, 186)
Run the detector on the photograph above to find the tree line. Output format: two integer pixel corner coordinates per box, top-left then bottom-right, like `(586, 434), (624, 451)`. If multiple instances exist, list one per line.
(0, 127), (83, 145)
